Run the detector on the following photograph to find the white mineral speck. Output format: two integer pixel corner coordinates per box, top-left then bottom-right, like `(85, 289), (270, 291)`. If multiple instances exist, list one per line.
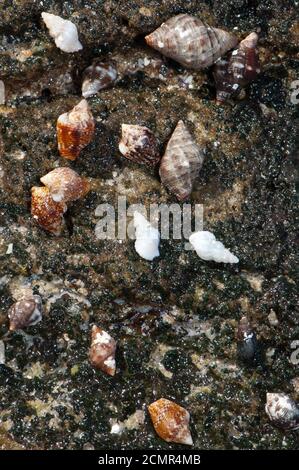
(0, 80), (5, 104)
(133, 212), (160, 261)
(189, 231), (239, 263)
(6, 243), (13, 255)
(0, 340), (5, 364)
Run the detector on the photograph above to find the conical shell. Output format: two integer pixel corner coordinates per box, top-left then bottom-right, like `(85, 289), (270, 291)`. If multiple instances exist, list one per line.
(8, 295), (42, 331)
(145, 14), (238, 70)
(159, 120), (204, 200)
(265, 393), (299, 431)
(148, 398), (193, 445)
(119, 124), (160, 166)
(57, 99), (95, 160)
(40, 167), (90, 203)
(31, 186), (67, 235)
(41, 12), (83, 53)
(82, 62), (117, 98)
(89, 325), (116, 376)
(213, 32), (260, 103)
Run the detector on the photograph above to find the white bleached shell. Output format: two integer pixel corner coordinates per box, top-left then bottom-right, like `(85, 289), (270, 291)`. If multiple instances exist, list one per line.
(42, 12), (83, 53)
(133, 212), (160, 261)
(189, 230), (239, 263)
(265, 393), (299, 431)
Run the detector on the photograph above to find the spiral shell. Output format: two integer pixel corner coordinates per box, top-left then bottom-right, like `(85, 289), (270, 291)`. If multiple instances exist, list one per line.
(236, 316), (260, 364)
(82, 62), (117, 98)
(40, 167), (90, 203)
(8, 295), (42, 331)
(89, 325), (116, 376)
(265, 393), (299, 431)
(119, 124), (160, 166)
(189, 231), (239, 264)
(31, 186), (67, 235)
(145, 14), (238, 70)
(159, 120), (204, 200)
(57, 99), (95, 160)
(41, 12), (83, 53)
(213, 32), (260, 103)
(148, 398), (193, 445)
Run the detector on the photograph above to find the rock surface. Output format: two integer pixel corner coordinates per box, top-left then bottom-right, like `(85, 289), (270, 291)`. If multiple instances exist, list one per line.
(0, 1), (298, 450)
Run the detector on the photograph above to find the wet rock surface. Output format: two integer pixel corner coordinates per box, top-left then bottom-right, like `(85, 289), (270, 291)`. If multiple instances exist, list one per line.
(0, 0), (298, 450)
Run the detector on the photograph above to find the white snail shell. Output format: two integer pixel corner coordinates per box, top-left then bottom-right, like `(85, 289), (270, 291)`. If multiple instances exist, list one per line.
(42, 12), (83, 53)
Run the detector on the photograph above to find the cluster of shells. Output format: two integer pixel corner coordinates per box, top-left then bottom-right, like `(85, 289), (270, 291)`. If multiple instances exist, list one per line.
(2, 11), (297, 446)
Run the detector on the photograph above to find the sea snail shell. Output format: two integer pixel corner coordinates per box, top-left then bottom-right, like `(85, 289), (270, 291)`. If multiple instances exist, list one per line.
(31, 186), (67, 235)
(8, 295), (42, 331)
(119, 124), (161, 166)
(145, 14), (238, 70)
(148, 398), (193, 445)
(82, 62), (118, 98)
(57, 99), (95, 160)
(41, 12), (83, 53)
(189, 230), (239, 263)
(40, 167), (90, 203)
(89, 325), (116, 376)
(213, 32), (261, 103)
(159, 120), (204, 201)
(265, 393), (299, 431)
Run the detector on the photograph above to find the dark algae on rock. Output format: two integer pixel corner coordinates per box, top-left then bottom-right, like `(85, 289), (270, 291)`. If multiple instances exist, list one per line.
(0, 0), (298, 450)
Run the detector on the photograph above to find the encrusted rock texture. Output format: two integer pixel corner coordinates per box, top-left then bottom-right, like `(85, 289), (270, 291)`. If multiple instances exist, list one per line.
(0, 0), (298, 450)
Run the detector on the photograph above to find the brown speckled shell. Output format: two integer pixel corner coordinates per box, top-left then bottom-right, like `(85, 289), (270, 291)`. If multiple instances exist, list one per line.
(57, 99), (95, 160)
(31, 186), (67, 235)
(82, 62), (118, 98)
(213, 32), (260, 103)
(89, 325), (116, 376)
(119, 124), (160, 166)
(8, 295), (42, 331)
(159, 120), (204, 200)
(148, 398), (193, 445)
(265, 393), (299, 431)
(145, 14), (238, 70)
(40, 167), (90, 203)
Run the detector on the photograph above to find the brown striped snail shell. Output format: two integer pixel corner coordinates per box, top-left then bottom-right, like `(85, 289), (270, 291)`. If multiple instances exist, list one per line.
(89, 325), (116, 376)
(57, 99), (95, 160)
(145, 14), (238, 70)
(82, 62), (117, 98)
(31, 186), (67, 235)
(159, 120), (204, 201)
(119, 124), (160, 166)
(40, 167), (90, 203)
(148, 398), (193, 445)
(265, 393), (299, 431)
(213, 32), (260, 103)
(8, 295), (42, 331)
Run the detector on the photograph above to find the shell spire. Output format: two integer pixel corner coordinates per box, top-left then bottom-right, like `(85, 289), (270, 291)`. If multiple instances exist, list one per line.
(213, 32), (260, 103)
(148, 398), (193, 445)
(159, 120), (204, 201)
(145, 14), (238, 70)
(119, 124), (160, 166)
(57, 99), (95, 160)
(89, 325), (116, 376)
